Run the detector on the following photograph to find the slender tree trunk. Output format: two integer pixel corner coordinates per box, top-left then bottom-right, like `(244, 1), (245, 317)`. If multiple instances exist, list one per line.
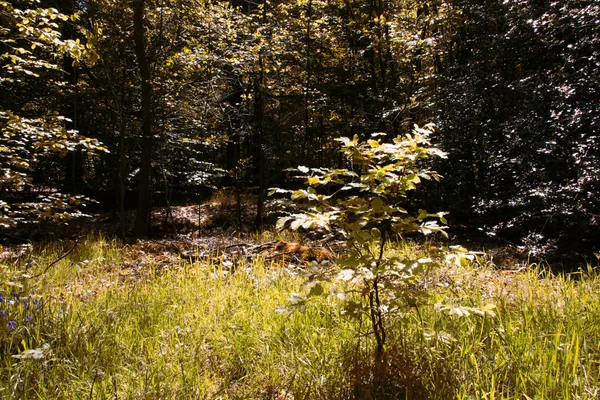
(113, 37), (129, 241)
(301, 0), (312, 164)
(371, 228), (388, 357)
(118, 127), (127, 241)
(254, 53), (265, 230)
(60, 0), (84, 194)
(132, 0), (154, 238)
(254, 2), (268, 230)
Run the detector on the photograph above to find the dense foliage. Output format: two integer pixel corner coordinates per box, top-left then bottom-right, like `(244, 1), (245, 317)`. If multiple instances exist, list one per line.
(1, 0), (598, 255)
(0, 2), (106, 227)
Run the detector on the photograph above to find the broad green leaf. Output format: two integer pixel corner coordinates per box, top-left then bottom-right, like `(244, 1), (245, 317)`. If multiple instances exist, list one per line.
(301, 220), (313, 229)
(307, 176), (320, 185)
(335, 137), (351, 146)
(291, 190), (307, 200)
(417, 209), (429, 221)
(372, 197), (383, 212)
(367, 139), (379, 148)
(290, 219), (303, 230)
(268, 187), (289, 196)
(437, 212), (448, 225)
(407, 174), (421, 184)
(308, 283), (324, 297)
(337, 269), (355, 281)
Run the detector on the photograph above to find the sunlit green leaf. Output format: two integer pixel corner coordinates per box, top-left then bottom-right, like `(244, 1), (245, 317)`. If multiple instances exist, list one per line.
(372, 197), (383, 212)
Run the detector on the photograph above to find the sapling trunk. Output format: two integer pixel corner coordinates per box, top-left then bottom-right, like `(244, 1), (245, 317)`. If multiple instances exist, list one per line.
(371, 227), (388, 357)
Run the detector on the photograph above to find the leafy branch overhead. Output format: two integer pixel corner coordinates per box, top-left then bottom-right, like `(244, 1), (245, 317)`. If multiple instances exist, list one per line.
(0, 3), (106, 228)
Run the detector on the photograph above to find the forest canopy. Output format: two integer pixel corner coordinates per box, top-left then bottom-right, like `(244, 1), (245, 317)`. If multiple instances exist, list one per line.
(1, 0), (598, 257)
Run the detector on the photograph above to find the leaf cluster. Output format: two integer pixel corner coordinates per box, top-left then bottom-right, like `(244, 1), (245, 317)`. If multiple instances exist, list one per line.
(275, 124), (447, 240)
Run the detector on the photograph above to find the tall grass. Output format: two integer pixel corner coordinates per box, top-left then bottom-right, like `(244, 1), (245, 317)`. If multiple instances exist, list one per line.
(0, 235), (599, 399)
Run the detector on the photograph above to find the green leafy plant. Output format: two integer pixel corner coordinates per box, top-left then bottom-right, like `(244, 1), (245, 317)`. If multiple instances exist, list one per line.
(273, 124), (448, 355)
(0, 3), (105, 229)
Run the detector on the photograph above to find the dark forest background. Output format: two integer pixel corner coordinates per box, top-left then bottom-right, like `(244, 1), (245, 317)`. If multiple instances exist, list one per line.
(2, 0), (599, 259)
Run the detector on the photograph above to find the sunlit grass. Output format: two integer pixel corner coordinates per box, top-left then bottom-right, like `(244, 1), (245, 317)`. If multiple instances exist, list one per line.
(0, 235), (599, 399)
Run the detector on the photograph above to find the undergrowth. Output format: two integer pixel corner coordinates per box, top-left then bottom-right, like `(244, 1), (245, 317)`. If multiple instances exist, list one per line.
(0, 234), (599, 399)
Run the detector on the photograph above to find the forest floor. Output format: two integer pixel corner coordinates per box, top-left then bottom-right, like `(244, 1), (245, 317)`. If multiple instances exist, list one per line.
(2, 182), (575, 273)
(1, 197), (599, 399)
(3, 191), (537, 274)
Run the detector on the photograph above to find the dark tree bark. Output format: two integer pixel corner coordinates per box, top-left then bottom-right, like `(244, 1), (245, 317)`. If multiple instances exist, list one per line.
(301, 0), (312, 165)
(254, 53), (265, 230)
(118, 127), (127, 240)
(132, 0), (154, 238)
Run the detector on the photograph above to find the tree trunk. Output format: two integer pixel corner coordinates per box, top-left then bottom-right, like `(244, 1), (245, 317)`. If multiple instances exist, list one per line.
(254, 2), (268, 230)
(60, 0), (84, 194)
(301, 0), (312, 164)
(254, 53), (265, 230)
(132, 0), (154, 238)
(118, 128), (127, 241)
